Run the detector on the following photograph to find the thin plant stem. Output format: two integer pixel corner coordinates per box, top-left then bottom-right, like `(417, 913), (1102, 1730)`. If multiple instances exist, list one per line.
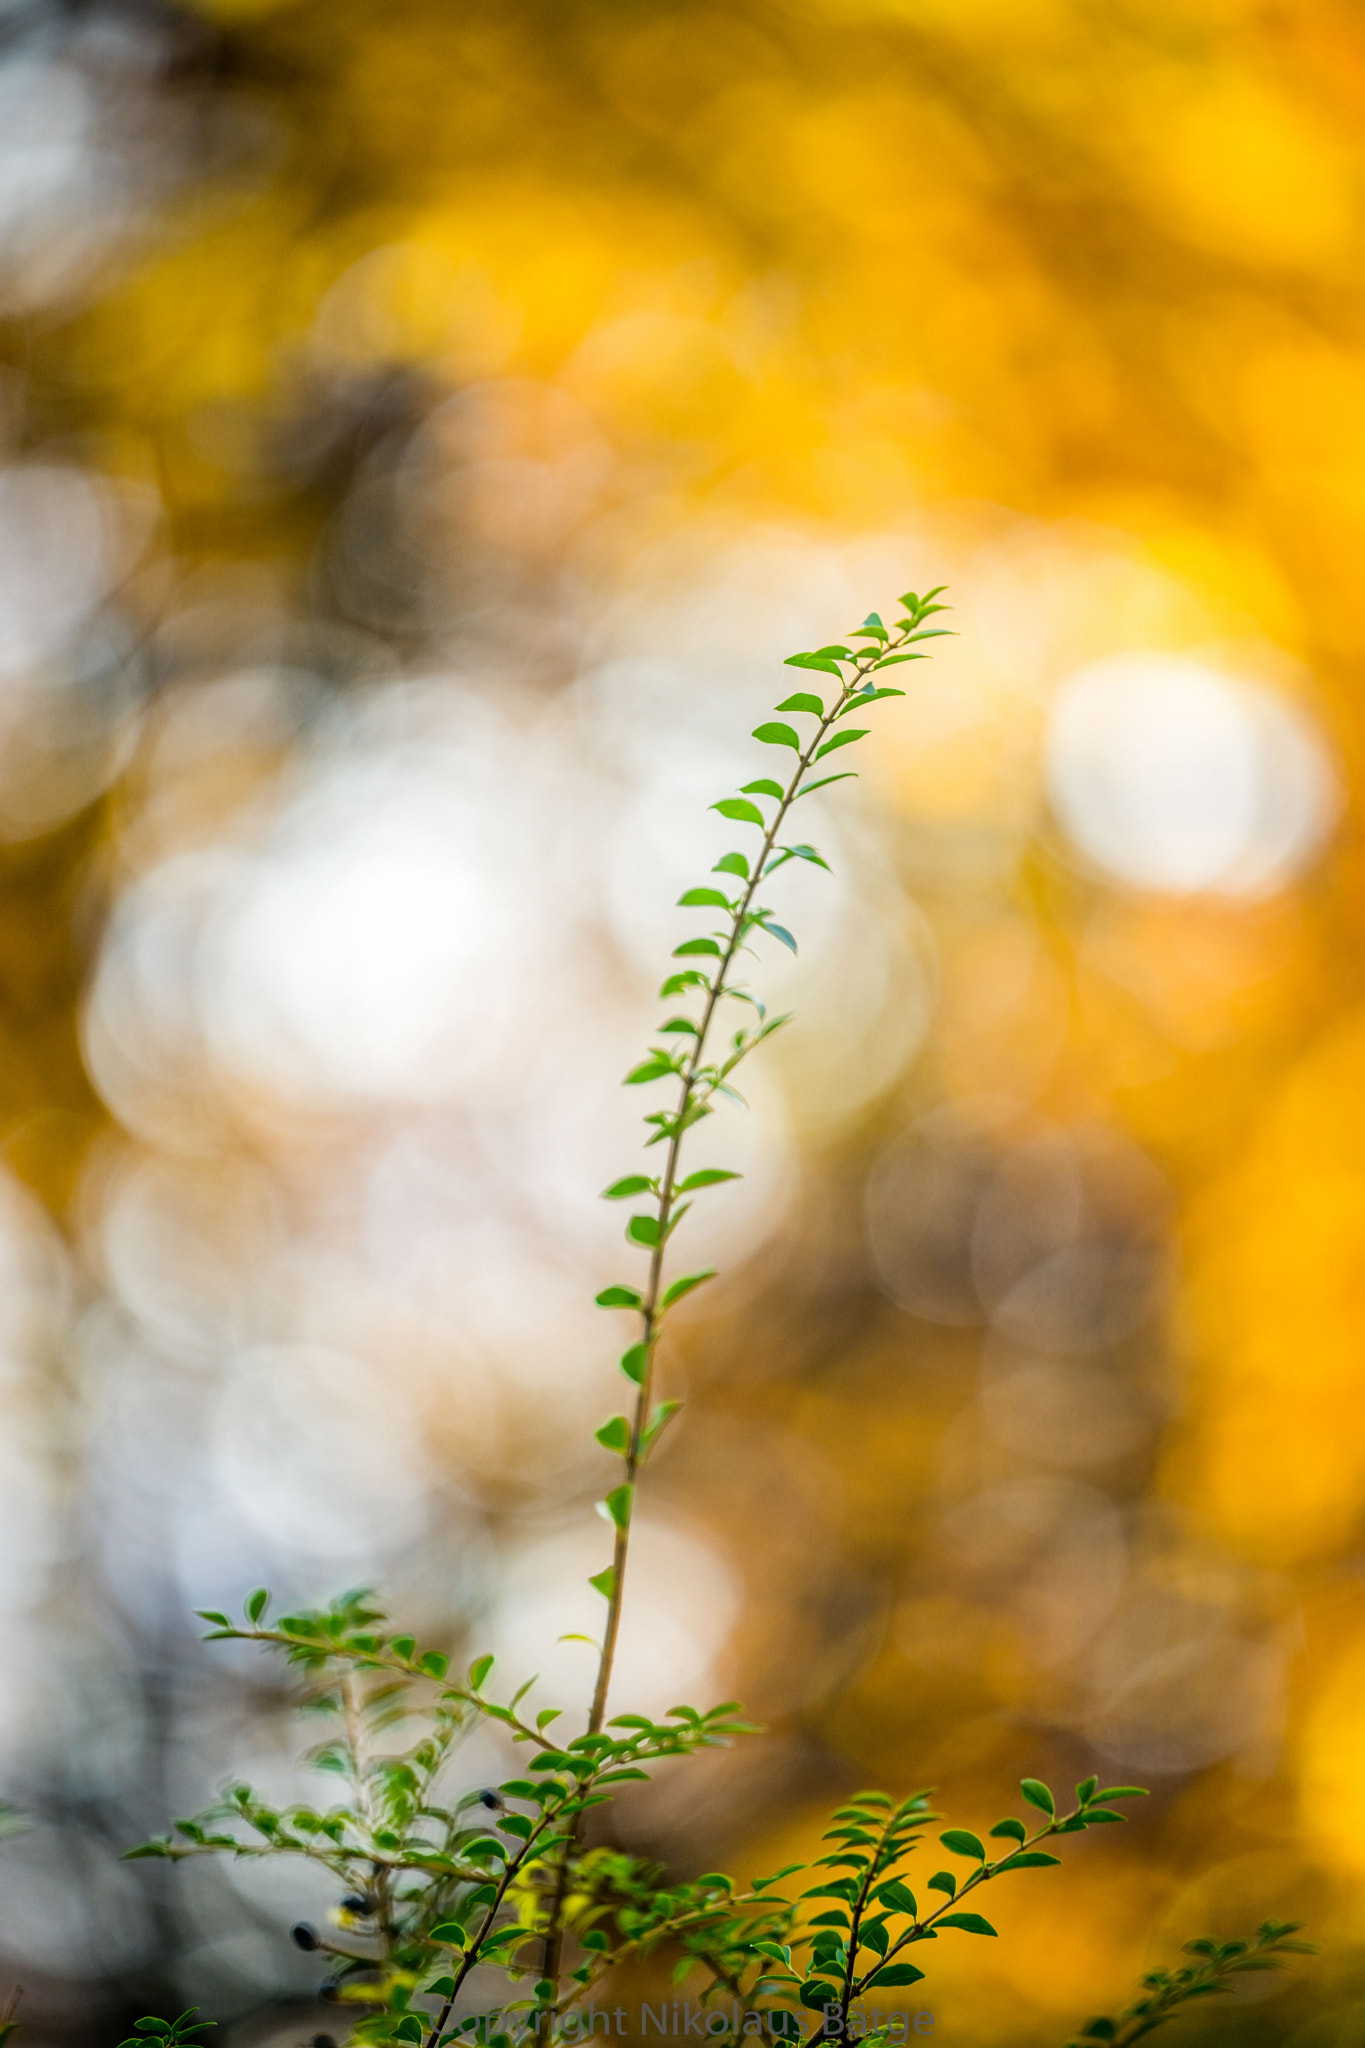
(589, 622), (920, 1730)
(422, 1803), (567, 2048)
(539, 609), (933, 2029)
(340, 1668), (394, 1966)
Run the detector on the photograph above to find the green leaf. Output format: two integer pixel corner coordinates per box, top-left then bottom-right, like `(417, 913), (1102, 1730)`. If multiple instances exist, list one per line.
(678, 887), (734, 908)
(741, 779), (785, 799)
(872, 652), (928, 667)
(712, 798), (766, 826)
(989, 1819), (1026, 1843)
(753, 723), (800, 750)
(770, 842), (831, 873)
(1094, 1787), (1149, 1801)
(626, 1214), (661, 1247)
(595, 1415), (631, 1455)
(673, 938), (724, 958)
(678, 1168), (741, 1191)
(642, 1400), (681, 1451)
(874, 1880), (918, 1916)
(994, 1850), (1061, 1871)
(936, 1913), (997, 1937)
(660, 971), (709, 997)
(589, 1567), (617, 1600)
(798, 1983), (839, 2012)
(1081, 1808), (1127, 1824)
(468, 1653), (495, 1690)
(775, 693), (824, 715)
(1020, 1779), (1055, 1818)
(619, 1343), (648, 1383)
(431, 1922), (467, 1946)
(661, 1269), (715, 1307)
(813, 728), (868, 760)
(756, 919), (797, 955)
(625, 1058), (676, 1082)
(863, 1965), (925, 1989)
(482, 1924), (528, 1953)
(939, 1829), (985, 1861)
(601, 1485), (633, 1530)
(1075, 1776), (1098, 1805)
(795, 772), (857, 799)
(596, 1285), (641, 1309)
(603, 1175), (652, 1199)
(927, 1873), (955, 1898)
(394, 2019), (424, 2043)
(246, 1588), (269, 1624)
(784, 653), (844, 676)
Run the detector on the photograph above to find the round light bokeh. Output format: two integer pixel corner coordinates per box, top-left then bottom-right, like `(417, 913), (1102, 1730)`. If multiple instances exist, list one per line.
(1045, 653), (1337, 896)
(201, 707), (548, 1105)
(485, 1514), (739, 1725)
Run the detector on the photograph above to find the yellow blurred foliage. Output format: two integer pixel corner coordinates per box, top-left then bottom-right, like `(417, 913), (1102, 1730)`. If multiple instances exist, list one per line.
(11, 0), (1365, 2033)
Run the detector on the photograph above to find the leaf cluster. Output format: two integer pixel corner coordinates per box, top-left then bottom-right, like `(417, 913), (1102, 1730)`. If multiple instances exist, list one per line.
(1064, 1921), (1316, 2047)
(115, 2016), (213, 2048)
(128, 1590), (757, 2045)
(742, 1779), (1149, 2037)
(94, 586), (1312, 2048)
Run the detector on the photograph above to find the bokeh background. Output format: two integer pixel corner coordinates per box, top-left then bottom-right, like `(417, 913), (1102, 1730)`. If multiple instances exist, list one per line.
(1, 0), (1364, 2040)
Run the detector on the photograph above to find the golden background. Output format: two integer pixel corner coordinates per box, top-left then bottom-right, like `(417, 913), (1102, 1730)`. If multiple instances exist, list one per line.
(0, 0), (1362, 2041)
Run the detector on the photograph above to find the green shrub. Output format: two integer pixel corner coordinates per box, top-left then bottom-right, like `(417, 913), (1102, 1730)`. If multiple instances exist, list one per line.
(85, 593), (1308, 2045)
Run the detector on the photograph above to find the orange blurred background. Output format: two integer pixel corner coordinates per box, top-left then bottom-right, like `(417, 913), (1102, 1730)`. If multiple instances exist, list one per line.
(0, 0), (1363, 2041)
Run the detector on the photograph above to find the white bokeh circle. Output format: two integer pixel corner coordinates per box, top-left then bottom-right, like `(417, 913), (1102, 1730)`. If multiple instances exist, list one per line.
(1046, 653), (1337, 895)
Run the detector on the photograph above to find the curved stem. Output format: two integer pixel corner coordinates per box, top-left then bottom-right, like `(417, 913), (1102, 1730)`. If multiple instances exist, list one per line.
(588, 631), (906, 1733)
(422, 1803), (566, 2048)
(850, 1810), (1066, 2000)
(542, 606), (934, 2033)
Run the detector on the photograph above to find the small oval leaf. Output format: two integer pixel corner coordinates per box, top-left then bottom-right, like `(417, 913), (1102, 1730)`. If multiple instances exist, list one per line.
(1020, 1779), (1055, 1817)
(661, 1269), (716, 1308)
(678, 887), (734, 908)
(935, 1913), (997, 1937)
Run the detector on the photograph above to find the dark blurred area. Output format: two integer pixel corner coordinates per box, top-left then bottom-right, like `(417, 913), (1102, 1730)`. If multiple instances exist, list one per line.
(0, 0), (1362, 2041)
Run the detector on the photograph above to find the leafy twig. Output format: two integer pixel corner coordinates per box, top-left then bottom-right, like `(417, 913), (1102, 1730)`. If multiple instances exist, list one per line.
(1063, 1921), (1315, 2047)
